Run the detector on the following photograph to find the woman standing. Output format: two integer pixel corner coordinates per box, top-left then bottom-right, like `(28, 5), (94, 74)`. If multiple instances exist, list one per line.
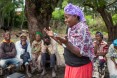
(106, 39), (117, 78)
(44, 3), (94, 78)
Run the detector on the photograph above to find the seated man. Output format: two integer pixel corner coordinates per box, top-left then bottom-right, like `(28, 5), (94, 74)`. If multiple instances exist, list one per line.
(0, 32), (19, 72)
(41, 35), (62, 77)
(15, 33), (32, 77)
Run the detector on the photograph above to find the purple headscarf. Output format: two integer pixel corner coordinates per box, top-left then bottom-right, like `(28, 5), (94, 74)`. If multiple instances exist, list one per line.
(64, 3), (86, 22)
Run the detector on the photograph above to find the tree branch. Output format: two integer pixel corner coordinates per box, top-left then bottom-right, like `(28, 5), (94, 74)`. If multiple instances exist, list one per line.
(83, 2), (94, 9)
(106, 0), (117, 7)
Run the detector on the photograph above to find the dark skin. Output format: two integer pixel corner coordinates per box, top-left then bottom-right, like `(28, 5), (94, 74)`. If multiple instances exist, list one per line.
(94, 34), (107, 56)
(44, 14), (82, 57)
(44, 37), (51, 45)
(4, 32), (11, 43)
(55, 36), (82, 57)
(35, 34), (41, 42)
(43, 37), (53, 53)
(20, 36), (27, 46)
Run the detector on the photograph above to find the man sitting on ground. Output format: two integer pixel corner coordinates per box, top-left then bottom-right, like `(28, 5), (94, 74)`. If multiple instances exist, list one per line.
(15, 33), (32, 77)
(0, 32), (19, 73)
(41, 35), (62, 77)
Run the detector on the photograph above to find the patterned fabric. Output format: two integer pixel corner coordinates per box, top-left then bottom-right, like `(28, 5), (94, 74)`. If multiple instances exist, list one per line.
(32, 40), (42, 54)
(106, 44), (117, 77)
(93, 57), (106, 78)
(107, 58), (117, 78)
(31, 40), (42, 69)
(64, 3), (86, 22)
(67, 22), (94, 61)
(92, 59), (100, 78)
(106, 44), (117, 58)
(93, 40), (108, 58)
(93, 40), (108, 77)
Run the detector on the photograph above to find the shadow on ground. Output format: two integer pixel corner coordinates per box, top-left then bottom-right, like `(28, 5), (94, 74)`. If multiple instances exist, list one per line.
(32, 67), (65, 78)
(0, 67), (65, 78)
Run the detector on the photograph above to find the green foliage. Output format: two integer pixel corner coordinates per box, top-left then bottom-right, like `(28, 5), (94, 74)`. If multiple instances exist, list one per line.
(86, 15), (107, 33)
(85, 15), (93, 25)
(52, 0), (68, 20)
(0, 0), (15, 17)
(62, 0), (68, 8)
(112, 14), (117, 25)
(52, 0), (116, 34)
(0, 0), (26, 28)
(52, 8), (64, 20)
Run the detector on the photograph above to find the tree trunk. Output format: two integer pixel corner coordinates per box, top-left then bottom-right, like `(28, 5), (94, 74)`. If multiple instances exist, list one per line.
(25, 0), (58, 43)
(0, 11), (4, 28)
(97, 8), (117, 44)
(0, 14), (2, 28)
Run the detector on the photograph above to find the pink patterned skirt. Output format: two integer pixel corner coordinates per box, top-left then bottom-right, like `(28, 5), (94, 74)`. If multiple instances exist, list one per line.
(64, 62), (93, 78)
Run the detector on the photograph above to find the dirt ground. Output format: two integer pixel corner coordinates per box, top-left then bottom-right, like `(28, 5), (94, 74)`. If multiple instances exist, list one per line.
(32, 67), (65, 78)
(0, 29), (65, 78)
(0, 67), (65, 78)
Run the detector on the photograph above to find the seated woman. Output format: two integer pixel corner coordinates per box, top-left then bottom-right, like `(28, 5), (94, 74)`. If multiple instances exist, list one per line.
(40, 35), (63, 77)
(93, 31), (108, 77)
(106, 39), (117, 78)
(15, 33), (32, 77)
(31, 32), (43, 72)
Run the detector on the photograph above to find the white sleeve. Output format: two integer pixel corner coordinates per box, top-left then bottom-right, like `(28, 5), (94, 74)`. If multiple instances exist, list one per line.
(15, 41), (24, 61)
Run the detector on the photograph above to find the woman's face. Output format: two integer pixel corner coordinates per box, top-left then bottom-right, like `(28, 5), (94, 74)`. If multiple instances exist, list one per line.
(64, 14), (78, 27)
(95, 34), (102, 41)
(36, 34), (41, 41)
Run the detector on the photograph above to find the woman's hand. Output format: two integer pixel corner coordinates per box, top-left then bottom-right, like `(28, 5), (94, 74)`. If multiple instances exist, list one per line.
(56, 36), (68, 44)
(44, 27), (54, 37)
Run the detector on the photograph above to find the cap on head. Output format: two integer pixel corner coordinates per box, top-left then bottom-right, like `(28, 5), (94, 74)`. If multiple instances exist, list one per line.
(113, 39), (117, 46)
(36, 31), (43, 37)
(20, 33), (27, 38)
